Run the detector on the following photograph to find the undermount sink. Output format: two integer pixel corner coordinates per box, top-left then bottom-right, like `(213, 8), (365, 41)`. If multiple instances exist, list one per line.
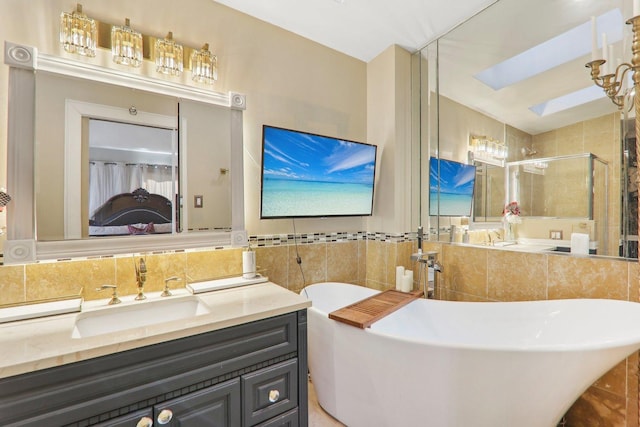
(72, 296), (211, 339)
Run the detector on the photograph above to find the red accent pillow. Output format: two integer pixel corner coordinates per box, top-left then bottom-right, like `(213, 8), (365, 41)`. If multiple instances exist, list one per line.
(127, 222), (155, 235)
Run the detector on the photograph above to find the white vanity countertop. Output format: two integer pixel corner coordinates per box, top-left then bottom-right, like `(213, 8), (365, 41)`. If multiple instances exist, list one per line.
(0, 282), (311, 379)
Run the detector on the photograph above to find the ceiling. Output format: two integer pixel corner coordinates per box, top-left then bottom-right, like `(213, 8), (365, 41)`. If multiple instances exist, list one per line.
(213, 0), (498, 62)
(437, 0), (626, 135)
(215, 0), (628, 135)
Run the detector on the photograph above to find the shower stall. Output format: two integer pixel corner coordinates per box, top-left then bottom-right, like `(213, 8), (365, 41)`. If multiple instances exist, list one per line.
(507, 153), (609, 255)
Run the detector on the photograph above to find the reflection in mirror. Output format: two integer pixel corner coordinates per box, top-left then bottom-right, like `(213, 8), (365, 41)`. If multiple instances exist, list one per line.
(88, 120), (177, 237)
(507, 153), (609, 254)
(472, 162), (505, 223)
(33, 71), (233, 242)
(419, 0), (628, 258)
(35, 71), (179, 241)
(178, 100), (231, 233)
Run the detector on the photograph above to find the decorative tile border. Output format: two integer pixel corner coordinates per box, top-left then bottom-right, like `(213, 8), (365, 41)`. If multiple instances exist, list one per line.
(249, 231), (419, 247)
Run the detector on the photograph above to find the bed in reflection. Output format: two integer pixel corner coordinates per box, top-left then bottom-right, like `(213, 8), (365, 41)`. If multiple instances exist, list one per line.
(89, 188), (173, 236)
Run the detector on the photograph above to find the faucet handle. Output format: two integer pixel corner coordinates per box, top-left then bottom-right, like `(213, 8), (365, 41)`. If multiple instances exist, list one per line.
(161, 276), (182, 297)
(96, 284), (121, 305)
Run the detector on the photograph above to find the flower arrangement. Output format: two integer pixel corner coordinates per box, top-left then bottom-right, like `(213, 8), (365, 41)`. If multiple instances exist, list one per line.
(503, 201), (522, 224)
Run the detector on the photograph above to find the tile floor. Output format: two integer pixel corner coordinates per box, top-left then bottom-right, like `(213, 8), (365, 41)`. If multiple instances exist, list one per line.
(308, 378), (345, 426)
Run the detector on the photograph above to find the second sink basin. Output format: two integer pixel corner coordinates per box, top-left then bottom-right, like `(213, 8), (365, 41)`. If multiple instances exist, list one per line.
(72, 295), (211, 339)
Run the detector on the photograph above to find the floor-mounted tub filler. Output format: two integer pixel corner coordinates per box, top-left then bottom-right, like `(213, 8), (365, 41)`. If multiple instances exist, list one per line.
(303, 282), (640, 427)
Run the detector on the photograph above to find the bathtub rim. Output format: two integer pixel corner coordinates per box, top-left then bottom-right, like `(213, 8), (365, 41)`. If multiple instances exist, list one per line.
(302, 282), (640, 353)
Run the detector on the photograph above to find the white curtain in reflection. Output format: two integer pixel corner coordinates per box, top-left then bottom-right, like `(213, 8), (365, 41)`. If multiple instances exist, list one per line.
(89, 162), (174, 217)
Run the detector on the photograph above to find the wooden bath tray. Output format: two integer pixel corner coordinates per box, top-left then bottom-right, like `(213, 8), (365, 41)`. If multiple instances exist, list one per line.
(328, 289), (423, 329)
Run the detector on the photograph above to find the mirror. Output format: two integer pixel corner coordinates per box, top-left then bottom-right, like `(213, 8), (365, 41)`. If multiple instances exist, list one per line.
(420, 0), (628, 258)
(4, 47), (245, 263)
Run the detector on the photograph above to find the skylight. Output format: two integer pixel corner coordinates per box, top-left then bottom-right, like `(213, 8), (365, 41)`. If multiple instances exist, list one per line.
(529, 85), (605, 116)
(475, 8), (623, 90)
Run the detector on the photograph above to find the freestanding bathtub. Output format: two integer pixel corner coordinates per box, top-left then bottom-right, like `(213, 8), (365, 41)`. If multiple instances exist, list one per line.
(303, 282), (640, 427)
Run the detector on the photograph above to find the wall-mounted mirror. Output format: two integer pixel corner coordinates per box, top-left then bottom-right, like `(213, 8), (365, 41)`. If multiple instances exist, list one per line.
(418, 0), (628, 258)
(4, 47), (245, 263)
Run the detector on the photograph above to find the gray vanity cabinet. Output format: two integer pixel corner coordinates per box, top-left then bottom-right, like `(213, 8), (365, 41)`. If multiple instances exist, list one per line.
(0, 310), (308, 427)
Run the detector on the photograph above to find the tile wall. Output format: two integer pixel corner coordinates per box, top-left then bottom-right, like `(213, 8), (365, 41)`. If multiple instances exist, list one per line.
(0, 237), (637, 426)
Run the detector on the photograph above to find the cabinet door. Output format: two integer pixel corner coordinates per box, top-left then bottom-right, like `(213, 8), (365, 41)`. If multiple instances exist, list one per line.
(242, 359), (298, 426)
(153, 378), (240, 427)
(254, 409), (299, 427)
(92, 408), (154, 427)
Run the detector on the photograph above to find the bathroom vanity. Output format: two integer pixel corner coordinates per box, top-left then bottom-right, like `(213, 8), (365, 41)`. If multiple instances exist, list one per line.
(0, 282), (310, 427)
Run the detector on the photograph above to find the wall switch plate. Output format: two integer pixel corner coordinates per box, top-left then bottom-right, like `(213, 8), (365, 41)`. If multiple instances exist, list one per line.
(194, 195), (203, 208)
(549, 230), (563, 240)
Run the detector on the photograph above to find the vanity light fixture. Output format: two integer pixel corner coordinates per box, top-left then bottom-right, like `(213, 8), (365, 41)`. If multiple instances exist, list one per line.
(469, 135), (508, 166)
(523, 161), (549, 175)
(155, 32), (183, 76)
(111, 18), (143, 67)
(191, 43), (218, 84)
(59, 3), (97, 57)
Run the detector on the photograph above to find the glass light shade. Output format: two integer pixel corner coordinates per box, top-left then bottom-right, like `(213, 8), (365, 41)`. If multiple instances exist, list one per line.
(191, 43), (218, 84)
(59, 3), (97, 57)
(155, 32), (183, 76)
(111, 18), (143, 67)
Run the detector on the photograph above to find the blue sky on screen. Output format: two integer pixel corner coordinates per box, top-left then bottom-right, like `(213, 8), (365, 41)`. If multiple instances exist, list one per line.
(430, 158), (476, 195)
(263, 127), (376, 184)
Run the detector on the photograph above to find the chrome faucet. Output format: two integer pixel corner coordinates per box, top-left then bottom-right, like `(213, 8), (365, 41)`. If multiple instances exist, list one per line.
(134, 257), (147, 300)
(162, 276), (182, 297)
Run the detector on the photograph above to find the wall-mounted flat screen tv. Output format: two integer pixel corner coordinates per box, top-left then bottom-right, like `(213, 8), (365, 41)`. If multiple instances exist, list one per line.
(429, 157), (477, 216)
(260, 125), (377, 219)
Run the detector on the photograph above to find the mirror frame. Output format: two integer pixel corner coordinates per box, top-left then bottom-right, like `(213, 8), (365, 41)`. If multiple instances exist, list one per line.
(3, 42), (247, 263)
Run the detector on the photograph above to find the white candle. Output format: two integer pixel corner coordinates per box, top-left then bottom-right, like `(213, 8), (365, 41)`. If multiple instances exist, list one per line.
(634, 0), (640, 18)
(609, 44), (615, 75)
(602, 33), (608, 74)
(396, 266), (405, 291)
(591, 16), (598, 61)
(402, 270), (413, 293)
(242, 250), (256, 279)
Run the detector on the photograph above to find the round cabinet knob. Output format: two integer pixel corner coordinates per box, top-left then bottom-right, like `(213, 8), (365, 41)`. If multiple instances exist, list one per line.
(157, 409), (173, 425)
(136, 417), (153, 427)
(268, 389), (280, 403)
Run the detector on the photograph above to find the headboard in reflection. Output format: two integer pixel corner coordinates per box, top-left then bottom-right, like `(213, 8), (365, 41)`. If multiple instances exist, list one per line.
(4, 45), (246, 263)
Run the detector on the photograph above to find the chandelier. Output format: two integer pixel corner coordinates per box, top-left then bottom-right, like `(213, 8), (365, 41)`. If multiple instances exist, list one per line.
(585, 8), (639, 109)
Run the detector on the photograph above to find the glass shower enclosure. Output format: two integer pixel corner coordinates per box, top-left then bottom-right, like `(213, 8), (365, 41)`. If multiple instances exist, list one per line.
(507, 153), (609, 255)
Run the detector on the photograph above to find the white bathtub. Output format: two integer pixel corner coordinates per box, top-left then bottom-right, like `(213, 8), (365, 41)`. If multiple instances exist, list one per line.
(303, 282), (640, 427)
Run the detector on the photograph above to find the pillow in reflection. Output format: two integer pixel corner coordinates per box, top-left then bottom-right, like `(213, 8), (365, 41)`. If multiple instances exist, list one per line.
(127, 222), (155, 235)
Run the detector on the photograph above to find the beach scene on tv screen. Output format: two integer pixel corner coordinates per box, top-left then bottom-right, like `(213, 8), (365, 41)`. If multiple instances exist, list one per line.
(261, 127), (376, 217)
(429, 158), (476, 216)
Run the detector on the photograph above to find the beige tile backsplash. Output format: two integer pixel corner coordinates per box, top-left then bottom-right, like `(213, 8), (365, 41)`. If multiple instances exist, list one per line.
(0, 239), (638, 426)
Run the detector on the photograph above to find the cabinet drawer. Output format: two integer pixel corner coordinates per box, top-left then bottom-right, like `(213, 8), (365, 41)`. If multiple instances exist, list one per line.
(255, 409), (299, 427)
(242, 359), (298, 426)
(92, 408), (153, 427)
(153, 378), (240, 427)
